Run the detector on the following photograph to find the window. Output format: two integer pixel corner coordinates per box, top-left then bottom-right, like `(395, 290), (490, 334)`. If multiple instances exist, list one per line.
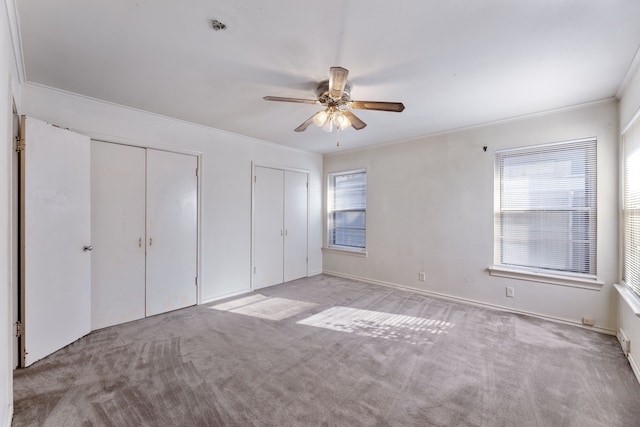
(623, 118), (640, 297)
(494, 138), (597, 277)
(328, 170), (366, 250)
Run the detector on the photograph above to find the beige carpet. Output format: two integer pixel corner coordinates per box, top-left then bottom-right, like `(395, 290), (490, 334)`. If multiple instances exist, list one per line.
(12, 275), (640, 426)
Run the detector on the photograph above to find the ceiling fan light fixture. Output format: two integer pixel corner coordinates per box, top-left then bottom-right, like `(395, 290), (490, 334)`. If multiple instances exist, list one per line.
(322, 116), (334, 132)
(312, 110), (329, 127)
(333, 110), (351, 130)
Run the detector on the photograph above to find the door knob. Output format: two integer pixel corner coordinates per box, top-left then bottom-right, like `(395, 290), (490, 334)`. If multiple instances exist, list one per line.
(83, 245), (93, 252)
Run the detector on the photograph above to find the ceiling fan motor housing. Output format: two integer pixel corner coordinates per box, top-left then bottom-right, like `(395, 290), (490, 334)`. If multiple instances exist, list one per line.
(316, 80), (352, 105)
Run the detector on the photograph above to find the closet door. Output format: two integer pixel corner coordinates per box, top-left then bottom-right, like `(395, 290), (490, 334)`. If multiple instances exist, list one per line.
(253, 166), (284, 289)
(21, 116), (91, 366)
(146, 150), (198, 316)
(91, 142), (146, 330)
(284, 171), (308, 282)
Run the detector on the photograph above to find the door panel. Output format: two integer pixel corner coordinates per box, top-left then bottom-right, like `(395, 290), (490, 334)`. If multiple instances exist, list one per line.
(21, 116), (91, 366)
(254, 167), (284, 289)
(284, 171), (308, 282)
(146, 150), (198, 316)
(11, 105), (19, 368)
(91, 142), (146, 329)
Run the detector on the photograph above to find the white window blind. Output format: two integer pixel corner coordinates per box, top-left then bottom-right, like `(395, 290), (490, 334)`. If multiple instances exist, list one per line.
(495, 138), (597, 276)
(623, 118), (640, 297)
(328, 170), (366, 249)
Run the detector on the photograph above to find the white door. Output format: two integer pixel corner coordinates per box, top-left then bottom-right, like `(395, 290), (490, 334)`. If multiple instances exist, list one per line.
(284, 171), (308, 282)
(11, 106), (19, 368)
(21, 116), (91, 367)
(146, 150), (198, 316)
(253, 166), (284, 289)
(91, 142), (146, 330)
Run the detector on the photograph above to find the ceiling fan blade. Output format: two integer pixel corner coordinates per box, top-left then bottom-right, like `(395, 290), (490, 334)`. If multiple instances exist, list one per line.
(263, 96), (320, 105)
(294, 115), (316, 132)
(329, 67), (349, 99)
(349, 101), (405, 112)
(342, 110), (367, 130)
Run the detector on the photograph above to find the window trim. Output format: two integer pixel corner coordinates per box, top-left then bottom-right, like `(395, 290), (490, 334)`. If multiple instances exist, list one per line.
(492, 137), (598, 284)
(622, 113), (640, 299)
(488, 265), (602, 290)
(327, 168), (367, 252)
(322, 246), (369, 257)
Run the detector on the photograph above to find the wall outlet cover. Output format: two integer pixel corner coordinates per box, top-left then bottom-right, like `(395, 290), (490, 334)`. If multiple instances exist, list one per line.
(581, 317), (594, 326)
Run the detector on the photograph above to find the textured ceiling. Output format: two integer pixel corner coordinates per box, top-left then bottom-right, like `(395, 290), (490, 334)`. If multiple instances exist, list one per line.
(15, 0), (640, 154)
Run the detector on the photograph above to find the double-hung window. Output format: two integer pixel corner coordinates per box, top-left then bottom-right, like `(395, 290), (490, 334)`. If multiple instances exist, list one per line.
(623, 118), (640, 297)
(327, 170), (366, 250)
(494, 138), (597, 277)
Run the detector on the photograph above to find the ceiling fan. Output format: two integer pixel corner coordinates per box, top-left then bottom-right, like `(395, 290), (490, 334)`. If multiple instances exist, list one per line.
(263, 67), (405, 133)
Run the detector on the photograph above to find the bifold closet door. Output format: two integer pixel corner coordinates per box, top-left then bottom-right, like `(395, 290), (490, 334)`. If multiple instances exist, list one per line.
(253, 166), (308, 290)
(146, 149), (198, 316)
(253, 166), (285, 289)
(91, 141), (146, 330)
(21, 116), (91, 366)
(284, 170), (308, 282)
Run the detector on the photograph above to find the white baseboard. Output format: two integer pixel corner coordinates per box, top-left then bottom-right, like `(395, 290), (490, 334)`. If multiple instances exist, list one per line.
(323, 270), (616, 336)
(308, 270), (323, 277)
(629, 353), (640, 385)
(4, 404), (12, 427)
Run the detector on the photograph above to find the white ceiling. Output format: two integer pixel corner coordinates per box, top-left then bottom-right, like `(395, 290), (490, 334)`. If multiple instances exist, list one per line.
(15, 0), (640, 154)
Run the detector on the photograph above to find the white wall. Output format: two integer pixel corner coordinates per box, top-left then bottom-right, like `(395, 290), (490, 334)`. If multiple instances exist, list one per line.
(617, 60), (640, 381)
(324, 100), (619, 332)
(20, 83), (323, 303)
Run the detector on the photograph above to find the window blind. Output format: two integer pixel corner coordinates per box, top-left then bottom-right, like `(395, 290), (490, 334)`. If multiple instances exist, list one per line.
(495, 138), (597, 276)
(328, 170), (366, 249)
(624, 119), (640, 297)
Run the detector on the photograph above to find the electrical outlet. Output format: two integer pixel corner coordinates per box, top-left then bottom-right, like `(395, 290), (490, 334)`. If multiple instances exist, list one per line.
(618, 329), (631, 355)
(582, 317), (594, 326)
(419, 272), (426, 282)
(505, 287), (514, 298)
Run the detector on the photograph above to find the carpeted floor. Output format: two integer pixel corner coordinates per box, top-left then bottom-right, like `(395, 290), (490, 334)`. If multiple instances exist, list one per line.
(12, 275), (640, 426)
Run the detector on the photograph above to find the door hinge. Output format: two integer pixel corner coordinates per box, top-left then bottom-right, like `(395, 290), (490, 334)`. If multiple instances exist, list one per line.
(15, 136), (24, 153)
(15, 321), (24, 338)
(254, 176), (257, 183)
(195, 276), (198, 286)
(195, 168), (198, 177)
(254, 266), (256, 274)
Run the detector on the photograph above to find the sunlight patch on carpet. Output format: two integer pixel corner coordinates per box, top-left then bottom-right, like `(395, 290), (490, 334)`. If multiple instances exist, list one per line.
(211, 294), (268, 311)
(297, 306), (453, 345)
(210, 294), (317, 321)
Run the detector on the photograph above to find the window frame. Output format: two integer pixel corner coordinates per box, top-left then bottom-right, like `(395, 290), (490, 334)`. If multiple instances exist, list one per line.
(326, 169), (367, 253)
(622, 116), (640, 299)
(492, 138), (598, 283)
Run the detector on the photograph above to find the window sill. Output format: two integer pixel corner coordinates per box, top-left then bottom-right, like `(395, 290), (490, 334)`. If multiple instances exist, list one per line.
(322, 247), (368, 258)
(614, 284), (640, 317)
(488, 265), (603, 290)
